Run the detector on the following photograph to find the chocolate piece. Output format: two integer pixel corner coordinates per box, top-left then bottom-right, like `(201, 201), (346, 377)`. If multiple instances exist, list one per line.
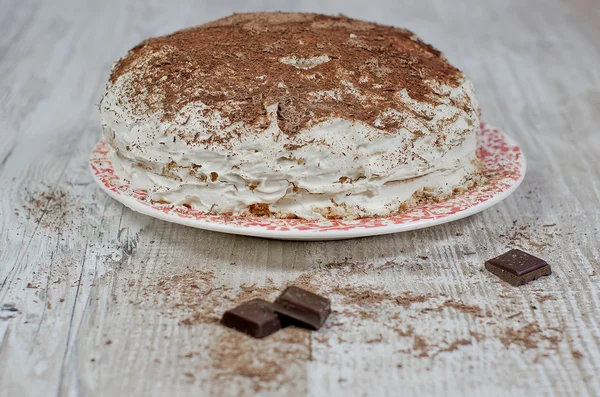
(485, 249), (551, 286)
(273, 286), (331, 330)
(220, 299), (283, 338)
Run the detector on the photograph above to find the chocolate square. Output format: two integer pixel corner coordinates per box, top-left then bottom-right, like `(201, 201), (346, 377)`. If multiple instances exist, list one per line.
(273, 286), (331, 330)
(485, 249), (551, 286)
(220, 299), (283, 338)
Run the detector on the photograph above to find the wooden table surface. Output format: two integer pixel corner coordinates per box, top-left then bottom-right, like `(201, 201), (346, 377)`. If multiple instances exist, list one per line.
(1, 0), (599, 396)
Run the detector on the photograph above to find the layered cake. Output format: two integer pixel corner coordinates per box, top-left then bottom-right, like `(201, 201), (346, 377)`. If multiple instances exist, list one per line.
(100, 12), (482, 219)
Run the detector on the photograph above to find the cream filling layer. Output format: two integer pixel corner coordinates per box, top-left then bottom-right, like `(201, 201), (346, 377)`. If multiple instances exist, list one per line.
(100, 74), (480, 219)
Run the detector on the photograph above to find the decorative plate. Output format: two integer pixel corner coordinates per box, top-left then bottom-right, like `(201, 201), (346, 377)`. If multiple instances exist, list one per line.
(89, 123), (526, 241)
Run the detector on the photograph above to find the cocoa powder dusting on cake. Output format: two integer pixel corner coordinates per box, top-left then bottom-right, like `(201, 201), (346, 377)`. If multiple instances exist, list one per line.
(107, 12), (464, 135)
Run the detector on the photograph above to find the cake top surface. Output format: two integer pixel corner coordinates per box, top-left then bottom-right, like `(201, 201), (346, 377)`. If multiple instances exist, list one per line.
(107, 12), (466, 134)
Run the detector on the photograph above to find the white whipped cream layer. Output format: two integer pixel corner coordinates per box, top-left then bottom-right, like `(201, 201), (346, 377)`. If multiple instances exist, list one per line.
(100, 72), (481, 220)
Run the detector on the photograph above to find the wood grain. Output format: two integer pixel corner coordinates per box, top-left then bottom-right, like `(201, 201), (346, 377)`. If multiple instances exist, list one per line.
(0, 0), (599, 396)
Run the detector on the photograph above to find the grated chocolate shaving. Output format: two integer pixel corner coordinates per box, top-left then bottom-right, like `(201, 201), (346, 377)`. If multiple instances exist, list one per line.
(107, 12), (463, 135)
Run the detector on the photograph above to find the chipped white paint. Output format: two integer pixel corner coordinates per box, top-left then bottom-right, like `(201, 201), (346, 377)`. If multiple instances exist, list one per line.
(0, 0), (599, 397)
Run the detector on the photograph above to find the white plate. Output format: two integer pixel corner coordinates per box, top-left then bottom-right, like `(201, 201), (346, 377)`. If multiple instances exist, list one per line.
(90, 123), (526, 240)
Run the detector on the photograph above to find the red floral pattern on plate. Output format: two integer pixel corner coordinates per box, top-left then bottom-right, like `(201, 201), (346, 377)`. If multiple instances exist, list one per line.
(89, 123), (524, 234)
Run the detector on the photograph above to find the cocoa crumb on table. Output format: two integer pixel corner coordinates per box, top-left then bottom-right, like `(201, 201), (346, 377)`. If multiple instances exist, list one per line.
(120, 253), (568, 392)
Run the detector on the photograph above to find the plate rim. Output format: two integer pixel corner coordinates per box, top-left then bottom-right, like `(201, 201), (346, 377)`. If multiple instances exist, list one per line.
(89, 125), (526, 241)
